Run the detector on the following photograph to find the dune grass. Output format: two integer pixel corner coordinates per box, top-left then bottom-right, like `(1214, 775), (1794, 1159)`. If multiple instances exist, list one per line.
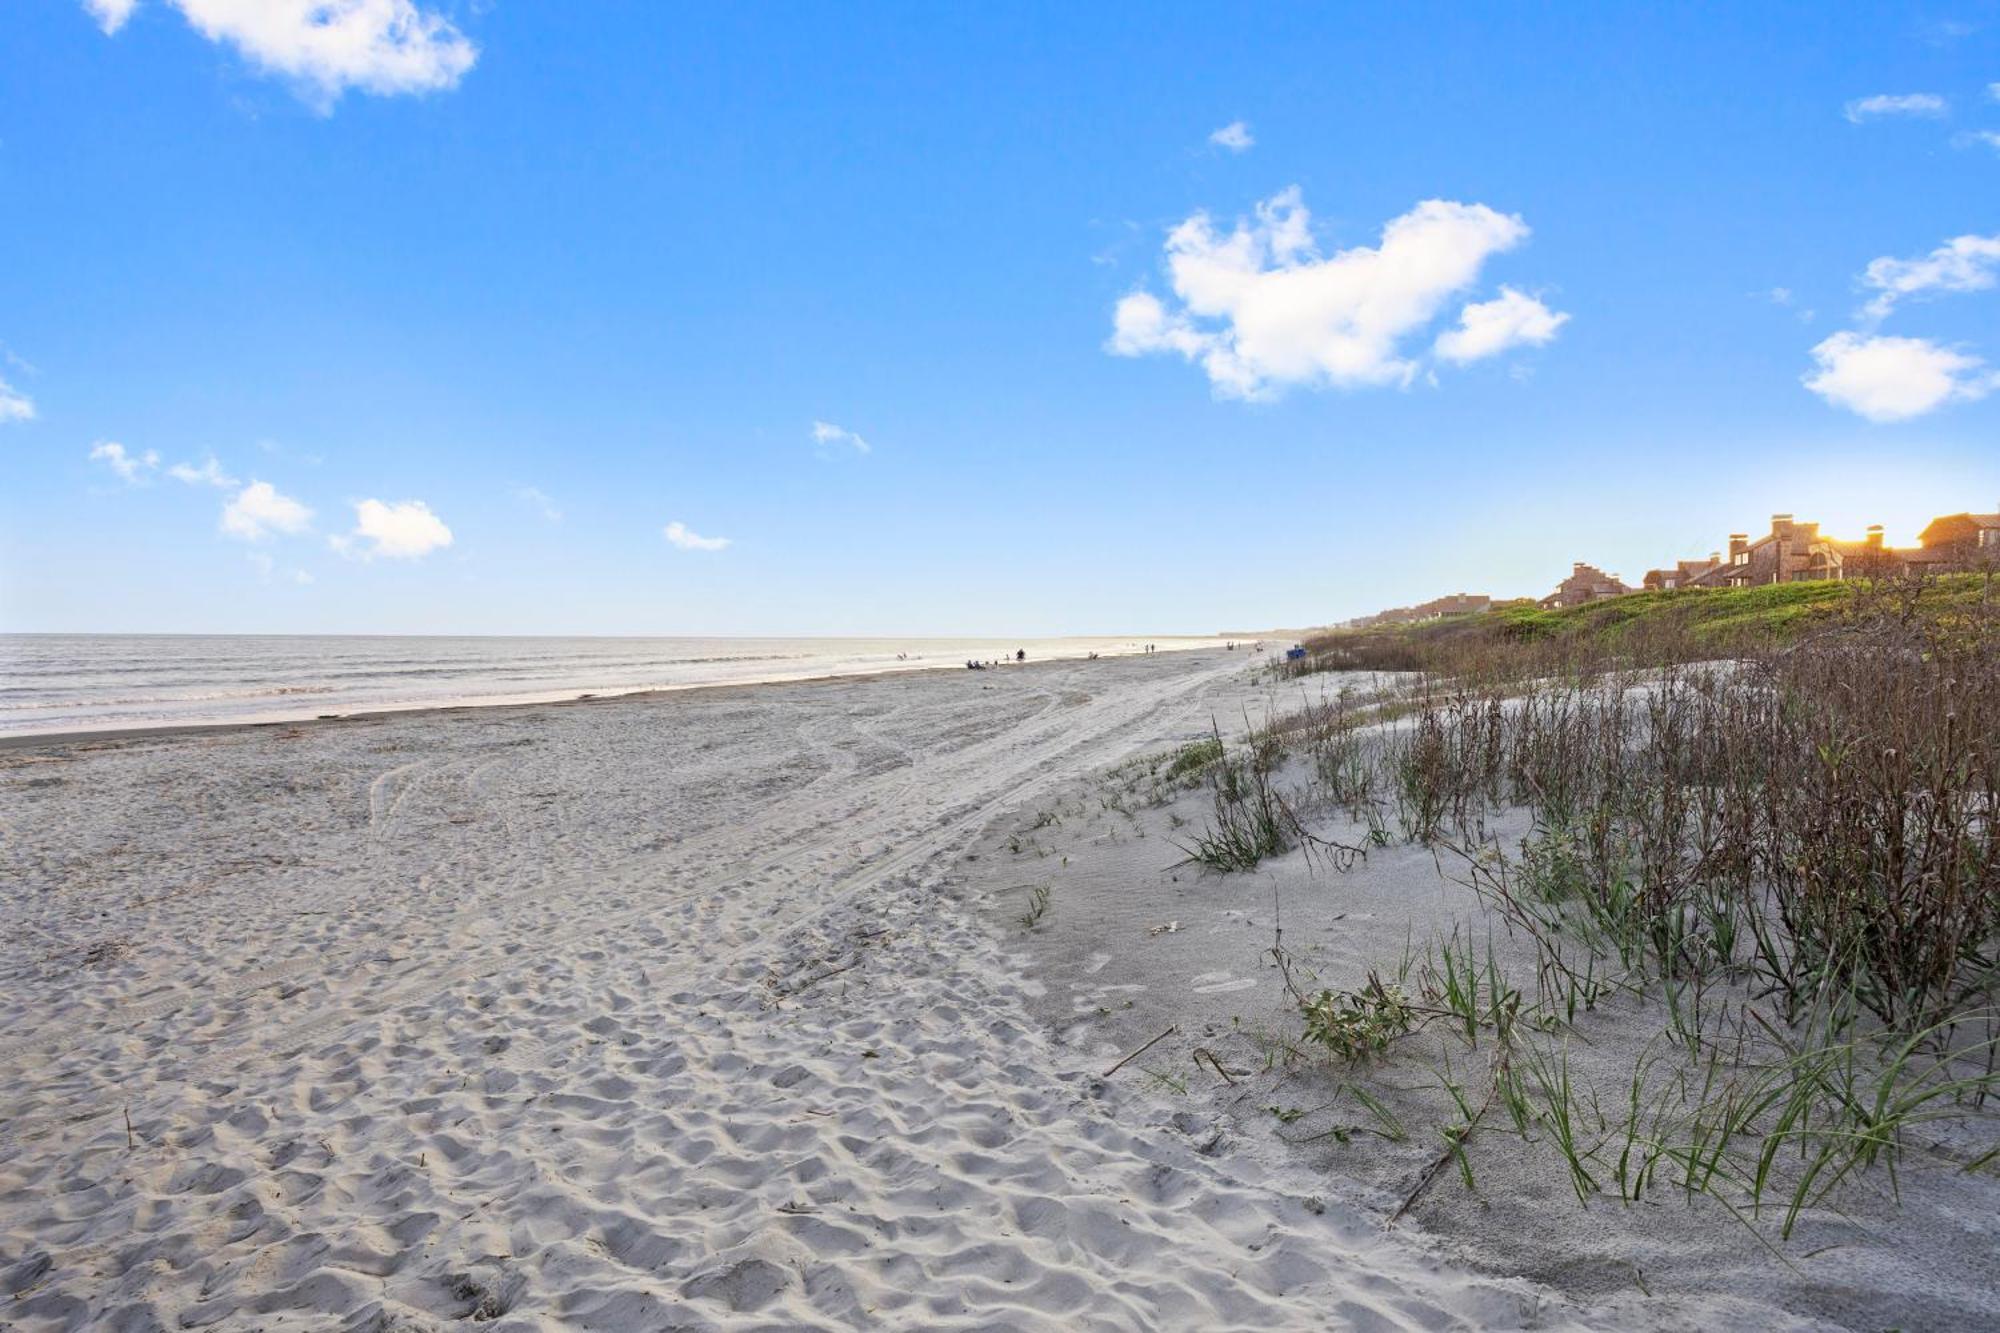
(1226, 577), (2000, 1241)
(1286, 572), (2000, 678)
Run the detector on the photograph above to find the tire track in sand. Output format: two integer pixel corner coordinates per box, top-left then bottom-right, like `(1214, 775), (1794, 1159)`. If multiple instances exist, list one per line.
(0, 659), (1242, 1145)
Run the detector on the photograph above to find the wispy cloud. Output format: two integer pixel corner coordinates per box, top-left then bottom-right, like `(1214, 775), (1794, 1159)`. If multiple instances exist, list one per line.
(663, 521), (730, 552)
(221, 480), (313, 539)
(1963, 129), (2000, 153)
(811, 420), (870, 456)
(1207, 120), (1254, 152)
(89, 441), (160, 483)
(1803, 332), (1998, 422)
(332, 498), (453, 558)
(1861, 232), (2000, 318)
(515, 486), (562, 521)
(246, 551), (314, 585)
(167, 455), (238, 487)
(1108, 188), (1560, 398)
(1843, 93), (1948, 123)
(0, 376), (36, 424)
(82, 0), (478, 108)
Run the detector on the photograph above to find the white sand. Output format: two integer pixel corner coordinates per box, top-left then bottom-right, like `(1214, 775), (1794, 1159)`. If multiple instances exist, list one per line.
(971, 672), (2000, 1332)
(0, 651), (1564, 1331)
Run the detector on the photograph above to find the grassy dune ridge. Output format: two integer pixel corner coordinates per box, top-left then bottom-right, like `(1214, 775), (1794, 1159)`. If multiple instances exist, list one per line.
(1291, 573), (2000, 677)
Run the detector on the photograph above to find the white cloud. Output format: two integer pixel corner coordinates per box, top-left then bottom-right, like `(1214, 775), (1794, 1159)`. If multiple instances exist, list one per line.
(811, 420), (871, 456)
(1208, 121), (1254, 152)
(84, 0), (136, 32)
(1433, 287), (1570, 363)
(1991, 82), (2000, 102)
(0, 376), (35, 424)
(1965, 129), (2000, 152)
(515, 486), (562, 521)
(221, 480), (313, 539)
(85, 0), (477, 105)
(89, 441), (160, 483)
(1844, 93), (1948, 123)
(1108, 188), (1550, 397)
(332, 497), (453, 558)
(663, 521), (730, 552)
(1860, 232), (2000, 318)
(167, 455), (238, 487)
(1803, 332), (1998, 421)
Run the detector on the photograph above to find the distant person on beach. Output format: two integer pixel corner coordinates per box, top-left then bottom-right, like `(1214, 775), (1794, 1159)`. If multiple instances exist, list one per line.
(1015, 649), (1025, 663)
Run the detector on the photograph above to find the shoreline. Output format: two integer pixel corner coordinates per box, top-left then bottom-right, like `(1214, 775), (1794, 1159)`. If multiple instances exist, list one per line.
(0, 638), (1258, 750)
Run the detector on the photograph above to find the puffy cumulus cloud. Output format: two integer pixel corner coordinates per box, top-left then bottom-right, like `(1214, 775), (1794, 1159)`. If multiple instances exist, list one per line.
(221, 480), (313, 539)
(1968, 129), (2000, 152)
(0, 376), (36, 423)
(168, 455), (238, 487)
(1803, 332), (1998, 422)
(332, 498), (453, 558)
(1861, 232), (2000, 318)
(1844, 93), (1948, 122)
(1208, 121), (1254, 152)
(811, 420), (870, 456)
(1434, 287), (1570, 363)
(83, 0), (476, 105)
(90, 441), (160, 483)
(663, 521), (730, 552)
(1108, 189), (1554, 397)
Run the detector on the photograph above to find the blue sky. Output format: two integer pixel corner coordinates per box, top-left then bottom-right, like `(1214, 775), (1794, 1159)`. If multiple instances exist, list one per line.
(2, 1), (1997, 635)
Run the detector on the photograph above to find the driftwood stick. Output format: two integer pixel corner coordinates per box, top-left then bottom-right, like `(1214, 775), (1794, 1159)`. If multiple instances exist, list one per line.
(791, 960), (861, 995)
(1193, 1047), (1238, 1085)
(1103, 1025), (1178, 1078)
(1388, 1052), (1507, 1226)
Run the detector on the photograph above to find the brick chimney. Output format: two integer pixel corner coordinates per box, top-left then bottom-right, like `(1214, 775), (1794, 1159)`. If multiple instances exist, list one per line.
(1728, 533), (1749, 559)
(1866, 525), (1884, 549)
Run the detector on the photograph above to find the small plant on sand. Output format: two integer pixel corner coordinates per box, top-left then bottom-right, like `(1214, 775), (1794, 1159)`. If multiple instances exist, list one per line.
(1174, 723), (1296, 872)
(1165, 736), (1225, 783)
(1300, 975), (1415, 1061)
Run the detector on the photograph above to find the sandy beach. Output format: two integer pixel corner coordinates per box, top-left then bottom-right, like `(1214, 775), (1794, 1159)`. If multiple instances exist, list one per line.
(0, 649), (1570, 1332)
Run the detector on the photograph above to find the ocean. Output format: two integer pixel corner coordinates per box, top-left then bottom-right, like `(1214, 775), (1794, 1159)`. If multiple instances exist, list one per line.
(0, 633), (1227, 737)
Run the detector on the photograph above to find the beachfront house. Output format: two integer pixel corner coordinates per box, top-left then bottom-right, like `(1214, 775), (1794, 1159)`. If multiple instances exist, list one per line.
(1642, 557), (1721, 591)
(1540, 563), (1631, 609)
(1673, 514), (1900, 588)
(1912, 506), (2000, 572)
(1350, 592), (1493, 628)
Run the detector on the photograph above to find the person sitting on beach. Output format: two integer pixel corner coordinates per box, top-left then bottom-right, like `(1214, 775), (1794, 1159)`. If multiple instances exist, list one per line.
(1015, 648), (1025, 663)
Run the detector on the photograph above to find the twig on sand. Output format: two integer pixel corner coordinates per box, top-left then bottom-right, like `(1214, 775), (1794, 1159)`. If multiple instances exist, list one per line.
(124, 1106), (135, 1151)
(1388, 1052), (1507, 1227)
(790, 960), (861, 995)
(1104, 1025), (1178, 1078)
(1193, 1047), (1239, 1085)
